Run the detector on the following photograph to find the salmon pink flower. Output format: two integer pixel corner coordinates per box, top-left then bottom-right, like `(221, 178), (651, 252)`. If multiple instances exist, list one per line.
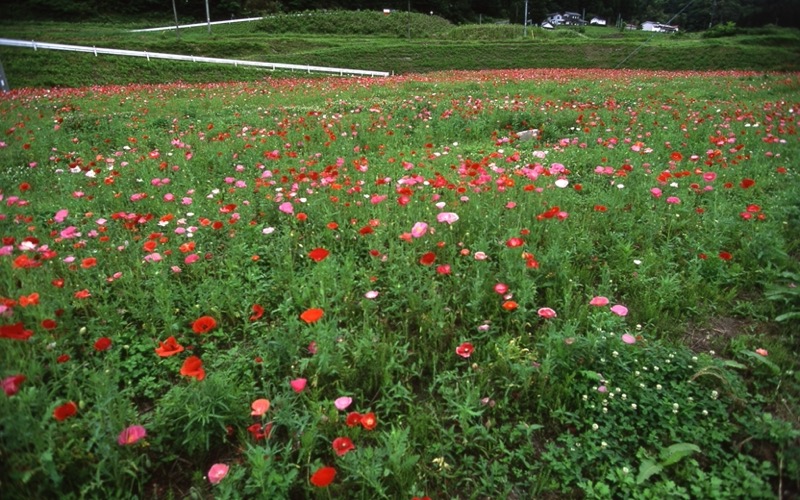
(456, 342), (474, 358)
(332, 437), (355, 456)
(589, 296), (609, 306)
(755, 348), (768, 356)
(310, 466), (336, 487)
(538, 307), (557, 319)
(208, 463), (229, 484)
(494, 283), (509, 294)
(118, 425), (147, 445)
(364, 290), (379, 299)
(506, 237), (524, 248)
(251, 398), (270, 416)
(502, 300), (518, 311)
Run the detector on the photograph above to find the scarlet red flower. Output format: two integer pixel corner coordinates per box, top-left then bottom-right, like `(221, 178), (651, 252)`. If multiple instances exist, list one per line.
(300, 308), (324, 324)
(718, 251), (733, 261)
(506, 237), (524, 248)
(57, 354), (70, 363)
(74, 289), (91, 299)
(13, 254), (41, 269)
(345, 411), (362, 427)
(0, 322), (33, 341)
(456, 342), (474, 358)
(359, 225), (374, 235)
(360, 412), (377, 430)
(740, 178), (755, 189)
(51, 278), (65, 288)
(326, 222), (339, 230)
(41, 319), (57, 330)
(18, 293), (39, 307)
(94, 337), (112, 351)
(308, 248), (330, 262)
(54, 401), (78, 421)
(155, 336), (184, 357)
(310, 466), (336, 487)
(81, 257), (97, 269)
(419, 252), (436, 266)
(332, 436), (355, 456)
(250, 304), (264, 322)
(670, 151), (683, 162)
(436, 264), (452, 275)
(192, 316), (217, 334)
(180, 356), (205, 380)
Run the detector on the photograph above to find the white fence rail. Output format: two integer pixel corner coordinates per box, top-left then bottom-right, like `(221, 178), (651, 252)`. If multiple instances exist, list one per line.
(129, 17), (267, 32)
(0, 38), (390, 78)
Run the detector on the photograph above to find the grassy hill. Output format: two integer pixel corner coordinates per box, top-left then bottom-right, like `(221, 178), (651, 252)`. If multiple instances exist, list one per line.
(0, 11), (799, 88)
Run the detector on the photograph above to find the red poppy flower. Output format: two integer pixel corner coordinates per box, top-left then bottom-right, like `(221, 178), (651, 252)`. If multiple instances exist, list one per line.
(506, 237), (524, 248)
(332, 437), (355, 456)
(360, 412), (377, 430)
(419, 252), (436, 266)
(57, 354), (71, 363)
(94, 337), (112, 351)
(0, 322), (33, 341)
(345, 411), (362, 427)
(310, 466), (336, 487)
(250, 304), (264, 321)
(54, 401), (78, 421)
(326, 222), (339, 230)
(308, 248), (330, 262)
(19, 293), (39, 307)
(41, 319), (57, 330)
(670, 151), (683, 162)
(505, 300), (520, 311)
(718, 251), (733, 261)
(74, 289), (91, 299)
(13, 254), (41, 269)
(51, 278), (65, 288)
(740, 178), (755, 189)
(456, 342), (474, 358)
(359, 225), (374, 235)
(300, 308), (324, 324)
(81, 257), (97, 269)
(436, 264), (451, 275)
(192, 316), (217, 334)
(155, 336), (184, 357)
(180, 356), (206, 380)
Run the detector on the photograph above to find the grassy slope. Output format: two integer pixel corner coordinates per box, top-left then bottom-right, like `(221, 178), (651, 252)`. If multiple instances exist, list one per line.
(0, 16), (799, 88)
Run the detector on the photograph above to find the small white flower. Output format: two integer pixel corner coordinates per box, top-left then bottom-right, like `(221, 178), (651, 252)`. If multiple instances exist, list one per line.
(592, 423), (599, 431)
(656, 384), (662, 391)
(631, 403), (637, 410)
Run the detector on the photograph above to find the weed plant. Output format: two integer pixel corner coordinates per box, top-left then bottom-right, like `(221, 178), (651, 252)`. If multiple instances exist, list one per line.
(0, 69), (798, 498)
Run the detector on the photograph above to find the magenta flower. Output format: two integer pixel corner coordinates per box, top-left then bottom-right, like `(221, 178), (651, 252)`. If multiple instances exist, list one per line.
(278, 202), (293, 214)
(666, 196), (681, 204)
(117, 425), (147, 445)
(537, 307), (557, 319)
(589, 296), (609, 307)
(494, 283), (509, 295)
(650, 187), (662, 198)
(290, 378), (307, 393)
(54, 209), (69, 223)
(208, 463), (229, 484)
(2, 374), (26, 396)
(610, 305), (629, 317)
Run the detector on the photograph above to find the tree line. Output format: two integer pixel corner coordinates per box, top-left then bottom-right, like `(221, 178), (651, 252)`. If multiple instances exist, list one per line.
(7, 0), (800, 30)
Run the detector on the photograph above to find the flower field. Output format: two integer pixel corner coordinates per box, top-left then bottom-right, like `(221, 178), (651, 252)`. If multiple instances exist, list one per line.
(1, 69), (799, 498)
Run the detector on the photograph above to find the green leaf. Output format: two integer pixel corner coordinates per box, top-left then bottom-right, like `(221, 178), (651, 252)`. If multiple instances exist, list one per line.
(722, 360), (747, 370)
(741, 350), (780, 373)
(636, 459), (663, 485)
(659, 443), (700, 467)
(775, 311), (800, 322)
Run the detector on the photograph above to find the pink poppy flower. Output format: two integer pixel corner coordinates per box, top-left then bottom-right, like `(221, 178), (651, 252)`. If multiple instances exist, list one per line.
(610, 305), (629, 317)
(278, 202), (294, 214)
(208, 463), (229, 484)
(621, 334), (636, 344)
(290, 378), (307, 393)
(436, 212), (459, 224)
(117, 425), (147, 445)
(411, 222), (428, 238)
(537, 307), (557, 319)
(334, 396), (352, 411)
(589, 296), (609, 307)
(455, 342), (474, 358)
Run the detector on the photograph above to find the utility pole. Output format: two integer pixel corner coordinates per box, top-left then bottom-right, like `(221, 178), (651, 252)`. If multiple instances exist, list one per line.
(523, 0), (529, 37)
(205, 0), (212, 34)
(172, 0), (180, 39)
